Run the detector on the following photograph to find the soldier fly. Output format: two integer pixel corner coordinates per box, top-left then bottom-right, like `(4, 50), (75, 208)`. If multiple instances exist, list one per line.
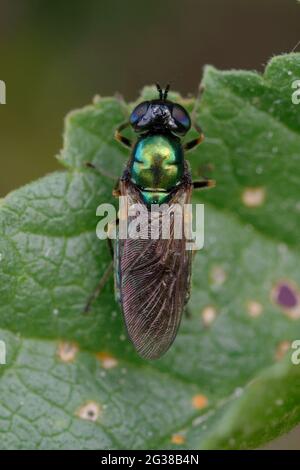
(86, 84), (215, 360)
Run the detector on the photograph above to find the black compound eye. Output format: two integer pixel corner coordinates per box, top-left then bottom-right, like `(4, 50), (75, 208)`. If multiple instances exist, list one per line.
(172, 104), (191, 133)
(130, 101), (149, 126)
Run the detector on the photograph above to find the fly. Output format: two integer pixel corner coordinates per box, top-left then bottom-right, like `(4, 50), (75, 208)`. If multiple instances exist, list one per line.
(86, 84), (215, 360)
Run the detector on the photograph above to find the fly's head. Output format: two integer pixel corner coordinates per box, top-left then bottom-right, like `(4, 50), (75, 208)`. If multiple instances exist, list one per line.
(129, 84), (191, 137)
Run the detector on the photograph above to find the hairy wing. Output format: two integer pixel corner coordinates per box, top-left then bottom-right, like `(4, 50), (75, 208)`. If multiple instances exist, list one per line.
(117, 181), (193, 359)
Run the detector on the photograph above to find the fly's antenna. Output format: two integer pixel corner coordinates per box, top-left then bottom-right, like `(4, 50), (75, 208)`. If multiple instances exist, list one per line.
(163, 83), (170, 100)
(156, 83), (170, 100)
(156, 83), (163, 100)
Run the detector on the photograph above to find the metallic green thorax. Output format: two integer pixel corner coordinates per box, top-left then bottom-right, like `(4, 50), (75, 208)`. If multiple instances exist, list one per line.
(130, 134), (184, 204)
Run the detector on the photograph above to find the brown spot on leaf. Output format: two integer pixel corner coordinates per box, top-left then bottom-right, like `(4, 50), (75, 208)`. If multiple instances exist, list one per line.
(242, 187), (266, 207)
(171, 433), (185, 445)
(275, 341), (291, 361)
(247, 300), (263, 318)
(96, 351), (118, 369)
(271, 281), (300, 319)
(76, 401), (101, 422)
(202, 305), (217, 326)
(192, 394), (208, 410)
(57, 342), (78, 362)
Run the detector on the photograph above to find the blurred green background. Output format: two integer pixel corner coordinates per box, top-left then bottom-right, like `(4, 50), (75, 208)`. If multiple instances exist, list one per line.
(0, 0), (299, 197)
(0, 0), (300, 449)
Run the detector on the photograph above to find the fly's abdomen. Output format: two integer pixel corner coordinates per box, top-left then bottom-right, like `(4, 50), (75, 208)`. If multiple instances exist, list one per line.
(131, 134), (184, 204)
(116, 179), (193, 360)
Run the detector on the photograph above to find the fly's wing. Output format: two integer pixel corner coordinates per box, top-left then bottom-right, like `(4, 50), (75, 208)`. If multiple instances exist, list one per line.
(117, 181), (193, 360)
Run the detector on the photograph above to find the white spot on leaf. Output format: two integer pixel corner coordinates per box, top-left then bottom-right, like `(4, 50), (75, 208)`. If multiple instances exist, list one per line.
(76, 401), (101, 422)
(202, 305), (217, 326)
(247, 300), (263, 318)
(96, 351), (118, 369)
(242, 187), (266, 207)
(234, 387), (243, 398)
(57, 341), (78, 362)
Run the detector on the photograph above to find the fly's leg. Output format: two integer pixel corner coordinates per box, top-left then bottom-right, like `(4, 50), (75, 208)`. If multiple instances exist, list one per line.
(194, 145), (215, 187)
(83, 129), (125, 313)
(83, 182), (119, 313)
(184, 80), (206, 152)
(114, 121), (132, 148)
(109, 180), (120, 259)
(85, 161), (116, 180)
(83, 217), (119, 314)
(183, 122), (205, 152)
(183, 132), (204, 152)
(83, 261), (114, 314)
(193, 179), (216, 189)
(107, 215), (119, 259)
(107, 238), (114, 260)
(86, 163), (121, 198)
(85, 158), (123, 199)
(112, 178), (121, 197)
(85, 116), (131, 176)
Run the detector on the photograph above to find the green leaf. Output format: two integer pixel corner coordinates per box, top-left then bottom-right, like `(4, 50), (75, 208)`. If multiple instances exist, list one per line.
(0, 53), (300, 449)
